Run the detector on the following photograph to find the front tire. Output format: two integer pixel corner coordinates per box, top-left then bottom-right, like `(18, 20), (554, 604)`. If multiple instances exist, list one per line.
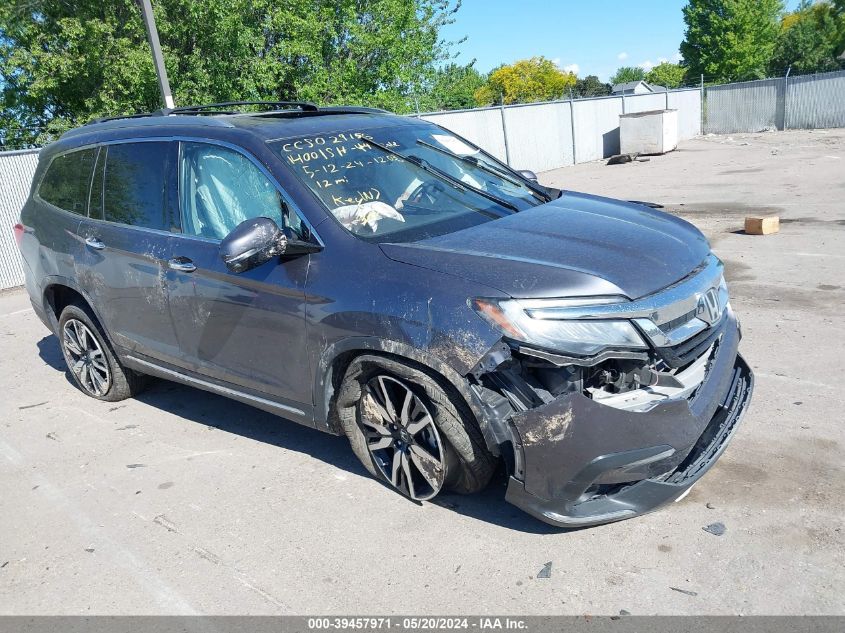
(58, 303), (147, 402)
(337, 355), (496, 501)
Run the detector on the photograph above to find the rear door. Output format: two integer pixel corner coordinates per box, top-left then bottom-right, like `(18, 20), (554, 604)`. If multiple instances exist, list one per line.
(76, 140), (183, 363)
(164, 140), (311, 407)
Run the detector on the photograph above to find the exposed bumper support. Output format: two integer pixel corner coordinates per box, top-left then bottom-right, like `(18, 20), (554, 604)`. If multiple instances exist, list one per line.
(504, 311), (753, 527)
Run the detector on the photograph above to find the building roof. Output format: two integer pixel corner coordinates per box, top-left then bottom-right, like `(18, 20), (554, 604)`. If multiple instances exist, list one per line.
(611, 80), (667, 95)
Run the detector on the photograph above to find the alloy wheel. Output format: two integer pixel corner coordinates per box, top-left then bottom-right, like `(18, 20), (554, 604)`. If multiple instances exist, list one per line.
(359, 375), (447, 501)
(62, 318), (111, 397)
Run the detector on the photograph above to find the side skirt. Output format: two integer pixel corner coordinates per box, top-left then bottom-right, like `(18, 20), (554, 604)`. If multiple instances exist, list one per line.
(124, 355), (319, 429)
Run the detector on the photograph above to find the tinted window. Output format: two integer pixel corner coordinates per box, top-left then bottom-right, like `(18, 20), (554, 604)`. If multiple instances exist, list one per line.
(179, 142), (304, 240)
(103, 142), (169, 230)
(38, 148), (98, 215)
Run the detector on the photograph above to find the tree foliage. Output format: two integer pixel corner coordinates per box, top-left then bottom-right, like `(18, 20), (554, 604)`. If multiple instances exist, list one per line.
(645, 62), (687, 88)
(770, 1), (845, 74)
(609, 66), (646, 86)
(680, 0), (784, 82)
(574, 75), (611, 98)
(0, 0), (462, 147)
(473, 56), (575, 106)
(421, 62), (485, 111)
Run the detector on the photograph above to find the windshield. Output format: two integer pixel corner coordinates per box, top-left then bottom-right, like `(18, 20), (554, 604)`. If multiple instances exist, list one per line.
(270, 123), (546, 243)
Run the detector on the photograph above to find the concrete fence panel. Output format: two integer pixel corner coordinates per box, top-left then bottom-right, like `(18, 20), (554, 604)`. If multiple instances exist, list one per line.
(0, 149), (39, 289)
(571, 96), (625, 163)
(502, 101), (574, 172)
(624, 93), (668, 114)
(668, 88), (703, 139)
(419, 107), (508, 163)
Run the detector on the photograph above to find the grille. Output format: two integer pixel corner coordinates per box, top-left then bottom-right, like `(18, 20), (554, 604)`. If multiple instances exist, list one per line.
(655, 312), (727, 369)
(658, 309), (698, 334)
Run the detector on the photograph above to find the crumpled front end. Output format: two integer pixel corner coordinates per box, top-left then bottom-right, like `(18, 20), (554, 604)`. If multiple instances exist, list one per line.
(466, 257), (754, 527)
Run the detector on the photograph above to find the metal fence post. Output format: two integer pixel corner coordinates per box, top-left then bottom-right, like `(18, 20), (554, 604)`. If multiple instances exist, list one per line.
(499, 96), (512, 166)
(569, 90), (577, 165)
(700, 74), (705, 134)
(783, 66), (791, 131)
(665, 85), (669, 110)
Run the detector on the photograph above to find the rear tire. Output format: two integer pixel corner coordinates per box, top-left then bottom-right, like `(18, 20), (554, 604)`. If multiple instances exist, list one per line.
(58, 302), (148, 402)
(337, 355), (496, 500)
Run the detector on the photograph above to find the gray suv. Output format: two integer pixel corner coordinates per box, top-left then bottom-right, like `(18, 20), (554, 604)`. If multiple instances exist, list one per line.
(15, 102), (753, 527)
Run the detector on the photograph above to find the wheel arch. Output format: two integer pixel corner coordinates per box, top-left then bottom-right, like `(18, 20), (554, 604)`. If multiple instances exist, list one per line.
(41, 277), (115, 349)
(315, 337), (505, 458)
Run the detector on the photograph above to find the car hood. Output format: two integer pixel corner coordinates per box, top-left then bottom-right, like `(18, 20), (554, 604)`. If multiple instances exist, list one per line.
(380, 191), (711, 300)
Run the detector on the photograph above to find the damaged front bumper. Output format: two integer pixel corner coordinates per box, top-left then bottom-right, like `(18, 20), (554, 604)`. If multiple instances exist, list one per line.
(502, 312), (753, 527)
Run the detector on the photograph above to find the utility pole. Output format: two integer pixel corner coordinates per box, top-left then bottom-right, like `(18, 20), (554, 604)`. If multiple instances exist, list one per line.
(137, 0), (175, 109)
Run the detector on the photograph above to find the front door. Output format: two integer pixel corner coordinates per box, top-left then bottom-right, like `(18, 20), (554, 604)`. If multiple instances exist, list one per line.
(164, 141), (312, 408)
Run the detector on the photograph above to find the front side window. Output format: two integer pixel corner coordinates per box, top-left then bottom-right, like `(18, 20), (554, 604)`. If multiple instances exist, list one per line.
(270, 123), (546, 243)
(103, 142), (169, 230)
(179, 142), (303, 240)
(38, 148), (98, 215)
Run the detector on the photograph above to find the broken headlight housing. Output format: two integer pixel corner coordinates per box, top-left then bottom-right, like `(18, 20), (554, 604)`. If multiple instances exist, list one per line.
(472, 296), (647, 357)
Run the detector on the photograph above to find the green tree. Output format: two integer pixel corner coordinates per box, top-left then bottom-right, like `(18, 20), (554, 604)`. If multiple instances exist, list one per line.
(421, 62), (485, 111)
(473, 56), (576, 106)
(645, 62), (687, 88)
(609, 66), (646, 86)
(0, 0), (462, 148)
(680, 0), (784, 83)
(574, 75), (611, 98)
(770, 1), (845, 74)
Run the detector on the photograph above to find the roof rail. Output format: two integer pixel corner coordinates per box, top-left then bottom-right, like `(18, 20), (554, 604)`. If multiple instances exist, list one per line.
(85, 101), (319, 126)
(171, 101), (319, 114)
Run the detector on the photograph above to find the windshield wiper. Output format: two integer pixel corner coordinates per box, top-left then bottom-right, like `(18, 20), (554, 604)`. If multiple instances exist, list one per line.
(360, 137), (520, 214)
(416, 139), (551, 204)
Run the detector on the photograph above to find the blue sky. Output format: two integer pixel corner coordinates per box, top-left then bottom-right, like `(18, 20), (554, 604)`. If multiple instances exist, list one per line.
(440, 0), (800, 82)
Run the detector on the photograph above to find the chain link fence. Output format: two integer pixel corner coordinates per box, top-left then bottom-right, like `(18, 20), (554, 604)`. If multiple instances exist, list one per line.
(704, 69), (845, 134)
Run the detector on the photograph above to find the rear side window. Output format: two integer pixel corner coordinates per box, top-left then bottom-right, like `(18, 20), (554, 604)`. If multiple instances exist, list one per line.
(103, 142), (169, 230)
(38, 148), (98, 215)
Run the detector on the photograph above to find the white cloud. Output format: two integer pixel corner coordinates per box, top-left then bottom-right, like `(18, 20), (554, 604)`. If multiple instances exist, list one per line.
(617, 52), (628, 61)
(674, 52), (683, 63)
(657, 57), (668, 65)
(563, 63), (580, 75)
(639, 60), (655, 71)
(551, 57), (561, 66)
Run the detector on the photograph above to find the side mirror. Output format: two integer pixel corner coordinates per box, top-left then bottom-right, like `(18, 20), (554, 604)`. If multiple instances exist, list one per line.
(220, 217), (286, 273)
(517, 169), (539, 183)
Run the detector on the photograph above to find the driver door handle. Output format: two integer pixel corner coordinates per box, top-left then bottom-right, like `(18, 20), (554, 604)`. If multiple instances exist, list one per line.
(168, 257), (196, 273)
(85, 236), (106, 250)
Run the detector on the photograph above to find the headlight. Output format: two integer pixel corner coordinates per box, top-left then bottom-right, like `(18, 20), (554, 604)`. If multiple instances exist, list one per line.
(472, 296), (646, 356)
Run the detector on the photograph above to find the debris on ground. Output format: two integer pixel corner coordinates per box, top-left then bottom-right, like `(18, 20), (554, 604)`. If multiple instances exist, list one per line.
(19, 401), (48, 410)
(45, 432), (58, 441)
(537, 562), (552, 579)
(670, 587), (698, 597)
(125, 463), (145, 469)
(744, 215), (779, 235)
(703, 522), (726, 536)
(706, 502), (716, 509)
(607, 153), (638, 165)
(619, 610), (631, 616)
